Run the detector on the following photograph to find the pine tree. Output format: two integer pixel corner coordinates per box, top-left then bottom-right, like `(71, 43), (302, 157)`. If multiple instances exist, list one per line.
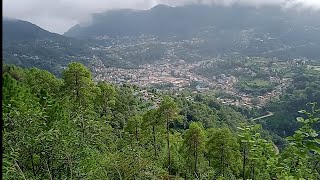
(158, 96), (180, 175)
(183, 122), (206, 178)
(207, 127), (241, 178)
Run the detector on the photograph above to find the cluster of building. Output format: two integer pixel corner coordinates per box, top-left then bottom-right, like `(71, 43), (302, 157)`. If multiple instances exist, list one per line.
(93, 59), (215, 90)
(217, 77), (292, 108)
(89, 36), (307, 109)
(92, 56), (295, 109)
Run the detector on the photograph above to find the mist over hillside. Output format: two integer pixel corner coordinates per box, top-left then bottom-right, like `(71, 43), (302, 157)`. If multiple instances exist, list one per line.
(3, 2), (320, 179)
(65, 4), (320, 38)
(64, 4), (320, 59)
(2, 19), (94, 75)
(3, 4), (320, 76)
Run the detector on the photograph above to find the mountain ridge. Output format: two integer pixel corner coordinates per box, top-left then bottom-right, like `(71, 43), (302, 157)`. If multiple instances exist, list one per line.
(2, 19), (94, 75)
(3, 19), (62, 42)
(64, 4), (320, 38)
(3, 4), (320, 76)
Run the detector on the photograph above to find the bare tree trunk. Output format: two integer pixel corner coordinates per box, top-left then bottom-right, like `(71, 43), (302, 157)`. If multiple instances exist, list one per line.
(152, 125), (157, 158)
(167, 117), (171, 175)
(75, 73), (78, 98)
(74, 72), (80, 107)
(252, 165), (255, 180)
(194, 141), (198, 178)
(135, 125), (139, 142)
(242, 144), (246, 180)
(67, 154), (73, 179)
(221, 143), (225, 177)
(29, 149), (36, 176)
(188, 143), (192, 176)
(312, 160), (319, 173)
(45, 159), (53, 180)
(104, 99), (108, 117)
(14, 160), (27, 180)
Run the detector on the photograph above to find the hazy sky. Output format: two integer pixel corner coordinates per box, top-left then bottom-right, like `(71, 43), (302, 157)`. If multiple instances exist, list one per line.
(4, 0), (320, 34)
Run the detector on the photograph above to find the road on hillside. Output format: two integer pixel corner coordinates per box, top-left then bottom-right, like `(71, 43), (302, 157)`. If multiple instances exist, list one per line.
(251, 111), (274, 121)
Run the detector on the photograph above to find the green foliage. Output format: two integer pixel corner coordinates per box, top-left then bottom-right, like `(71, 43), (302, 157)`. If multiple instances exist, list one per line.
(265, 72), (320, 137)
(2, 63), (319, 179)
(62, 62), (94, 108)
(125, 115), (143, 142)
(277, 103), (320, 179)
(183, 122), (206, 177)
(207, 127), (241, 178)
(95, 82), (117, 120)
(238, 125), (278, 180)
(158, 96), (181, 175)
(24, 67), (62, 96)
(237, 78), (273, 96)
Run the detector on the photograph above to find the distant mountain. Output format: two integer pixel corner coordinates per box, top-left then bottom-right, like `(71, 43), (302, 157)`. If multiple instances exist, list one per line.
(3, 4), (320, 77)
(3, 19), (60, 42)
(3, 19), (94, 75)
(65, 4), (320, 38)
(64, 4), (320, 59)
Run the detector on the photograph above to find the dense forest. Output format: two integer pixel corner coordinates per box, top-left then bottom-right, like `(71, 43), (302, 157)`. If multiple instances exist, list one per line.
(263, 68), (320, 138)
(2, 62), (320, 179)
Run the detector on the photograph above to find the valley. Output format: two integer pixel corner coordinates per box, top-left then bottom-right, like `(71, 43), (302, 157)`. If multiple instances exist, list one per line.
(86, 34), (316, 109)
(3, 2), (320, 179)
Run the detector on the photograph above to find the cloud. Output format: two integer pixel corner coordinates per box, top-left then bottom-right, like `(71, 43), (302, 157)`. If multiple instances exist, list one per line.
(3, 0), (320, 34)
(3, 0), (157, 34)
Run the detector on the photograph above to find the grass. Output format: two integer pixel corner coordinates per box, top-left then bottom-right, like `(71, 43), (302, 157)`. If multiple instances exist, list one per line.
(246, 79), (271, 88)
(237, 78), (273, 96)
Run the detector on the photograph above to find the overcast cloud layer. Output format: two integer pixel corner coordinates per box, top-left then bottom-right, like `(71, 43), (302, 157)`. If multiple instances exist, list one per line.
(4, 0), (320, 34)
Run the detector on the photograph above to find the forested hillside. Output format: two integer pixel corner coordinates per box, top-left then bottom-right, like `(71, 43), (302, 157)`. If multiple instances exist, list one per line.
(2, 63), (319, 179)
(65, 4), (320, 60)
(4, 4), (320, 77)
(263, 68), (320, 137)
(3, 19), (95, 75)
